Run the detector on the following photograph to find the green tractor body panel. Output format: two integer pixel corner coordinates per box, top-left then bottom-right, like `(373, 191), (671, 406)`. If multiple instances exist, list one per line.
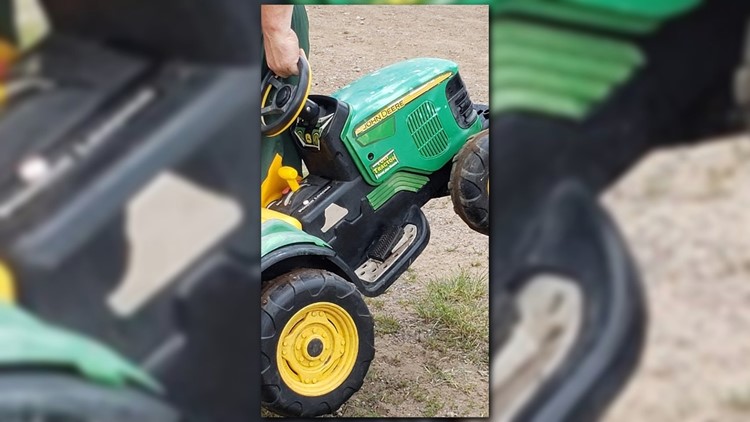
(487, 0), (701, 119)
(0, 304), (158, 391)
(563, 0), (701, 18)
(366, 171), (429, 210)
(494, 0), (662, 33)
(261, 219), (330, 258)
(492, 20), (646, 119)
(332, 58), (483, 185)
(294, 0), (700, 18)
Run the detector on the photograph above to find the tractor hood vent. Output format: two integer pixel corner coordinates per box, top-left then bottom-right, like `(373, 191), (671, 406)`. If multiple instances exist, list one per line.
(445, 73), (478, 129)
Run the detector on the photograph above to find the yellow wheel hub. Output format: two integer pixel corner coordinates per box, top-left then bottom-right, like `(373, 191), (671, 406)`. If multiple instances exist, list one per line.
(276, 302), (358, 397)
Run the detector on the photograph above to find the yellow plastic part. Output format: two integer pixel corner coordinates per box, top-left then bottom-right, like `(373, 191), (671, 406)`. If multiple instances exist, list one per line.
(261, 208), (302, 230)
(0, 262), (16, 303)
(276, 302), (359, 397)
(278, 166), (300, 192)
(0, 39), (17, 64)
(261, 153), (288, 208)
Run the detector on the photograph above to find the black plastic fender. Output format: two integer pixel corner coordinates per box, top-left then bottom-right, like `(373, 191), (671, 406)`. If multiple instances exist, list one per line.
(495, 180), (647, 422)
(261, 243), (360, 289)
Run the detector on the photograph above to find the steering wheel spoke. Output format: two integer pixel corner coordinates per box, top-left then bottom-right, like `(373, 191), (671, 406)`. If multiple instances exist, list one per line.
(268, 77), (284, 90)
(262, 105), (283, 116)
(261, 56), (311, 137)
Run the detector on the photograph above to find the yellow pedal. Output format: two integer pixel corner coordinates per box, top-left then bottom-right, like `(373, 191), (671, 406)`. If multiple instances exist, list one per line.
(278, 166), (300, 192)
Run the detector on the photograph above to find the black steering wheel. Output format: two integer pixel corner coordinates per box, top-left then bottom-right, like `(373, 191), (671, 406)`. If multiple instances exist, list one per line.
(261, 54), (311, 137)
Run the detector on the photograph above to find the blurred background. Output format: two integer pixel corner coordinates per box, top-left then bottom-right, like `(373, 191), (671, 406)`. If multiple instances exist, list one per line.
(5, 0), (750, 420)
(604, 136), (750, 422)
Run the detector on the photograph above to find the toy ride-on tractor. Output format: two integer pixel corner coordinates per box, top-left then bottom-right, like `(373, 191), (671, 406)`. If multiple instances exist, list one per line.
(260, 54), (489, 415)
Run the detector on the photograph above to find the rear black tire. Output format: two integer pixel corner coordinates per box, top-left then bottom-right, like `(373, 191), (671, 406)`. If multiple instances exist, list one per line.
(450, 129), (490, 235)
(260, 269), (374, 417)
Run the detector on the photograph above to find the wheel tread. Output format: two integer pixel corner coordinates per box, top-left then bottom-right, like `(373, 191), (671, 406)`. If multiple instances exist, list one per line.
(260, 269), (375, 417)
(449, 130), (490, 235)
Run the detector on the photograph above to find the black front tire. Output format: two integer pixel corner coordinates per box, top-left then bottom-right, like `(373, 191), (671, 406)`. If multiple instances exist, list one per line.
(450, 129), (490, 235)
(261, 269), (374, 417)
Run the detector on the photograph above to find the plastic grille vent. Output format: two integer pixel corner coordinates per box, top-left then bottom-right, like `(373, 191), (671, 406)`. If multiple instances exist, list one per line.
(445, 73), (477, 128)
(406, 101), (449, 158)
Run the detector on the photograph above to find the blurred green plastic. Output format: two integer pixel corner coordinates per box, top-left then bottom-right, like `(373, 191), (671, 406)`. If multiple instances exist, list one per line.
(493, 44), (635, 84)
(564, 0), (701, 18)
(493, 20), (645, 64)
(492, 19), (645, 117)
(494, 0), (660, 33)
(0, 304), (159, 391)
(261, 219), (330, 257)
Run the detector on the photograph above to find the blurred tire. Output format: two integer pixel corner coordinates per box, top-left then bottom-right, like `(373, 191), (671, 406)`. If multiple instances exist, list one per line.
(0, 373), (179, 422)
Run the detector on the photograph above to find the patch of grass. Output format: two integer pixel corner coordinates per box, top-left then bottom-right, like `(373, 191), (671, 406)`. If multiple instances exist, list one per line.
(363, 365), (380, 382)
(338, 369), (387, 416)
(340, 374), (435, 417)
(424, 397), (444, 417)
(365, 297), (385, 311)
(391, 378), (411, 391)
(423, 362), (457, 388)
(375, 314), (401, 335)
(382, 353), (402, 366)
(400, 383), (443, 416)
(339, 386), (383, 418)
(414, 269), (488, 363)
(261, 408), (280, 418)
(410, 385), (429, 403)
(403, 268), (419, 284)
(342, 402), (381, 418)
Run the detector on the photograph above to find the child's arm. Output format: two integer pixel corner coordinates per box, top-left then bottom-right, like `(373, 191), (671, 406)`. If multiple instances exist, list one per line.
(262, 5), (303, 78)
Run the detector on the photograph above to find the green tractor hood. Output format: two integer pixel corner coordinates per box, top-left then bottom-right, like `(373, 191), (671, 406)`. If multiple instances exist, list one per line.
(330, 57), (482, 185)
(332, 57), (458, 132)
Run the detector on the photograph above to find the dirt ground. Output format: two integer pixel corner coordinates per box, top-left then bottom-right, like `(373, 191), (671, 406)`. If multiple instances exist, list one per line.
(603, 137), (750, 422)
(307, 5), (491, 418)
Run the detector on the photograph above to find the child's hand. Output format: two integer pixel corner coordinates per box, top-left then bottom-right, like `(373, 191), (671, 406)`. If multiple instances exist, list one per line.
(264, 29), (301, 78)
(262, 5), (303, 78)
